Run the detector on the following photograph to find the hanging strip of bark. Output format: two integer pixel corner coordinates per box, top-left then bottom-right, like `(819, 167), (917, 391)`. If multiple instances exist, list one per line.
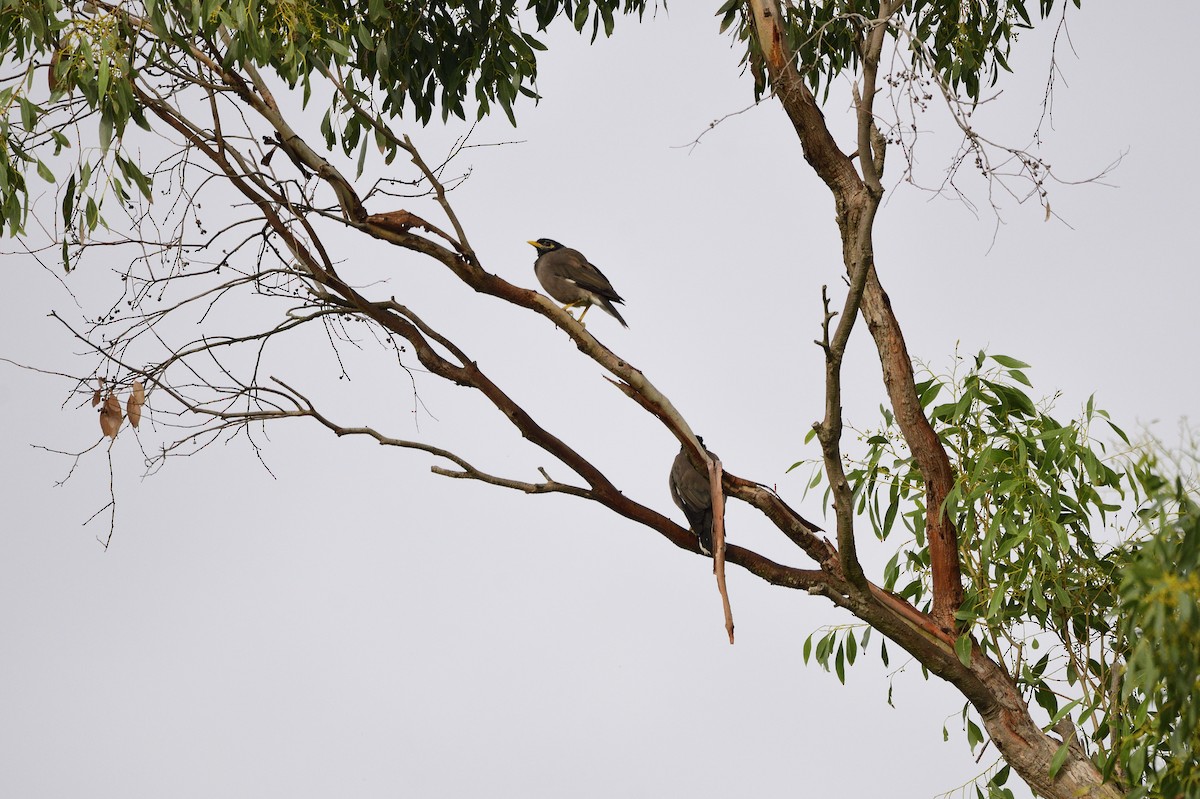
(709, 456), (734, 644)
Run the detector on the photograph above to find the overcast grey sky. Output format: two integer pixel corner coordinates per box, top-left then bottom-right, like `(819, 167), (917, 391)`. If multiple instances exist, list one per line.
(2, 3), (1196, 798)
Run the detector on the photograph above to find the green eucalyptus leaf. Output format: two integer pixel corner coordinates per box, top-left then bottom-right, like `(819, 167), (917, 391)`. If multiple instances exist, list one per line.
(955, 633), (972, 667)
(1048, 741), (1071, 778)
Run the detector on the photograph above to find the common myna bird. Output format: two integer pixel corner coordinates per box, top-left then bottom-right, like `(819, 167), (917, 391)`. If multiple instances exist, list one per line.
(669, 437), (719, 555)
(528, 238), (628, 327)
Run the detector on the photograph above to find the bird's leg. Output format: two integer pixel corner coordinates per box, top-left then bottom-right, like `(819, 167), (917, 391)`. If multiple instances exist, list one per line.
(576, 304), (591, 325)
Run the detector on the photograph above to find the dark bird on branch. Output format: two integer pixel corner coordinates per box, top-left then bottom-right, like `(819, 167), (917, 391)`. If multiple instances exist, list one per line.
(669, 437), (719, 556)
(528, 238), (628, 327)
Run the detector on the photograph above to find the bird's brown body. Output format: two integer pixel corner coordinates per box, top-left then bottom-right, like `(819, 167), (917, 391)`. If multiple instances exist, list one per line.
(528, 238), (628, 327)
(669, 439), (718, 555)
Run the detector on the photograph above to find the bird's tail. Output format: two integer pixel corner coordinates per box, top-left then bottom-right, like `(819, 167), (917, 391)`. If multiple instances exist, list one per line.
(599, 298), (629, 328)
(697, 510), (714, 556)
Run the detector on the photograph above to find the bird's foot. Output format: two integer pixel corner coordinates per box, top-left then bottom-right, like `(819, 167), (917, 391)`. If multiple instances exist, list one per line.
(559, 302), (587, 327)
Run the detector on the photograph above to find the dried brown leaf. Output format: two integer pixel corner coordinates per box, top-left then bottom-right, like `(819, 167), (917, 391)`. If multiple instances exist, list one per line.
(47, 49), (62, 93)
(91, 389), (101, 407)
(127, 381), (145, 428)
(99, 394), (123, 439)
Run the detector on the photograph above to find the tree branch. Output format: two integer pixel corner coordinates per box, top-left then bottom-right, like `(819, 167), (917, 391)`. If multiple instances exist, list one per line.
(813, 282), (869, 594)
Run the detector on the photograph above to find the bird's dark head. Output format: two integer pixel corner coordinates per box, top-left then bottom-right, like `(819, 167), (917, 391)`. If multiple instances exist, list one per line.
(528, 238), (563, 252)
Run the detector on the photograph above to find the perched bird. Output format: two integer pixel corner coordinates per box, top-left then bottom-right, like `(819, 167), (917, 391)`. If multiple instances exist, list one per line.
(528, 238), (628, 327)
(669, 437), (719, 555)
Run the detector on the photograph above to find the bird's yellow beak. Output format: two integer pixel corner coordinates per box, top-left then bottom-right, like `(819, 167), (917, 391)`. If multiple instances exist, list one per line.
(527, 240), (541, 248)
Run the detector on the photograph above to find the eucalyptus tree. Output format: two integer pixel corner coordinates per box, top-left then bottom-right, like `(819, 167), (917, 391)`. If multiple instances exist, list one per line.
(1, 2), (1192, 798)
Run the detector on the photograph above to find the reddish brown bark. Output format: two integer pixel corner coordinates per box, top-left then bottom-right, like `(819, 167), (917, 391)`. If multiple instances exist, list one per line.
(858, 269), (965, 623)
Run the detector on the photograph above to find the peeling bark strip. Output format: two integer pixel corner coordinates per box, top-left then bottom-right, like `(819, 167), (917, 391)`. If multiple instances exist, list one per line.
(708, 455), (734, 644)
(743, 2), (1121, 797)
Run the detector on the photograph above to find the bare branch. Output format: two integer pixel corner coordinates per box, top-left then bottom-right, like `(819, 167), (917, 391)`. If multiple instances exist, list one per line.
(812, 282), (869, 594)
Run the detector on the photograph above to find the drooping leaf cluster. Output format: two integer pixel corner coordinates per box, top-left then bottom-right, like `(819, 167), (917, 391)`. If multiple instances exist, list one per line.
(825, 354), (1127, 730)
(0, 0), (652, 239)
(798, 351), (1198, 794)
(718, 0), (1079, 102)
(819, 353), (1127, 629)
(0, 1), (152, 238)
(936, 356), (1127, 638)
(147, 0), (650, 125)
(1115, 481), (1200, 798)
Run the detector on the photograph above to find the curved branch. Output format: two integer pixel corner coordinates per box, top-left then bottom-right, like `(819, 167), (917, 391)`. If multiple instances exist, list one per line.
(267, 377), (595, 499)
